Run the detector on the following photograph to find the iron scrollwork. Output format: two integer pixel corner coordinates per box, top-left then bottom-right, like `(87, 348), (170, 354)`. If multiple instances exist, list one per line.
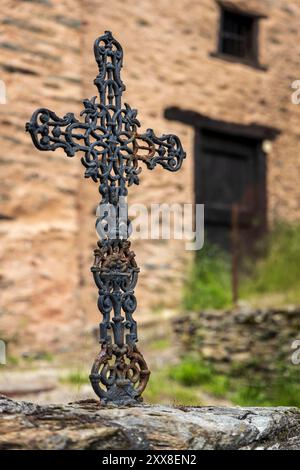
(26, 31), (185, 405)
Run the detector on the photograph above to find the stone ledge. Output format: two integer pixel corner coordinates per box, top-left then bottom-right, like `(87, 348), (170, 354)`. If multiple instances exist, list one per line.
(0, 395), (300, 450)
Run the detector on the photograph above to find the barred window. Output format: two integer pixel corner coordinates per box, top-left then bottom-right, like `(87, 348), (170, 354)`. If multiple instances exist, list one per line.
(219, 9), (258, 62)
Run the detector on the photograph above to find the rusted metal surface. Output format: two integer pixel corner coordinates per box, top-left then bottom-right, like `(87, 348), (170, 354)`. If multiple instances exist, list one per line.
(25, 31), (185, 404)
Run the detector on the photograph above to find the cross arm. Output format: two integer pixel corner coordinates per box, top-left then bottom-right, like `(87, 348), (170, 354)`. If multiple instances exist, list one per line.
(133, 128), (186, 172)
(25, 107), (84, 157)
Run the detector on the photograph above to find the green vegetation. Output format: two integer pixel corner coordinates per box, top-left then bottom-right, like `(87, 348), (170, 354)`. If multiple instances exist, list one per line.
(183, 221), (300, 310)
(240, 221), (300, 305)
(0, 351), (54, 370)
(149, 338), (171, 351)
(36, 352), (54, 362)
(6, 355), (19, 366)
(169, 355), (300, 408)
(169, 356), (229, 398)
(177, 222), (300, 407)
(144, 366), (202, 406)
(183, 242), (232, 310)
(22, 351), (54, 363)
(60, 369), (89, 387)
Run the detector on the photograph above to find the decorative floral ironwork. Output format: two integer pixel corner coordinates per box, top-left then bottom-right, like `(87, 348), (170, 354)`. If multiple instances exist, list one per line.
(26, 31), (185, 405)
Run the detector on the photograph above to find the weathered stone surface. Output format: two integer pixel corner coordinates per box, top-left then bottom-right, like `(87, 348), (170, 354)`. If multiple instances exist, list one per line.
(0, 395), (300, 450)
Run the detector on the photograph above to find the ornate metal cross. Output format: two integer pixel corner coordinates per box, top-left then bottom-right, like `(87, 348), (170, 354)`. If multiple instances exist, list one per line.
(26, 31), (185, 405)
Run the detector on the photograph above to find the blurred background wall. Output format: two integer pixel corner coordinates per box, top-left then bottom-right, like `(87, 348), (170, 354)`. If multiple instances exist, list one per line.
(1, 0), (300, 352)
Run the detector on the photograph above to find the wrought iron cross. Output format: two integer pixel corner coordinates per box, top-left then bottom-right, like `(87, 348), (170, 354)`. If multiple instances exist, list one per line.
(26, 31), (186, 405)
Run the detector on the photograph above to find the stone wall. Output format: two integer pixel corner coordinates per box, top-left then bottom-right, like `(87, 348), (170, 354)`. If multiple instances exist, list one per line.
(1, 0), (300, 350)
(0, 0), (84, 349)
(174, 306), (300, 374)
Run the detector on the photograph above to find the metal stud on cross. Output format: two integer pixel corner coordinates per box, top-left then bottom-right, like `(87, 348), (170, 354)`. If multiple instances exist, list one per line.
(26, 31), (186, 405)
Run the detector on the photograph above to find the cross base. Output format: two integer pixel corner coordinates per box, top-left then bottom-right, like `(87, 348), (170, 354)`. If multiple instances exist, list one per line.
(89, 343), (150, 405)
(90, 381), (144, 406)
